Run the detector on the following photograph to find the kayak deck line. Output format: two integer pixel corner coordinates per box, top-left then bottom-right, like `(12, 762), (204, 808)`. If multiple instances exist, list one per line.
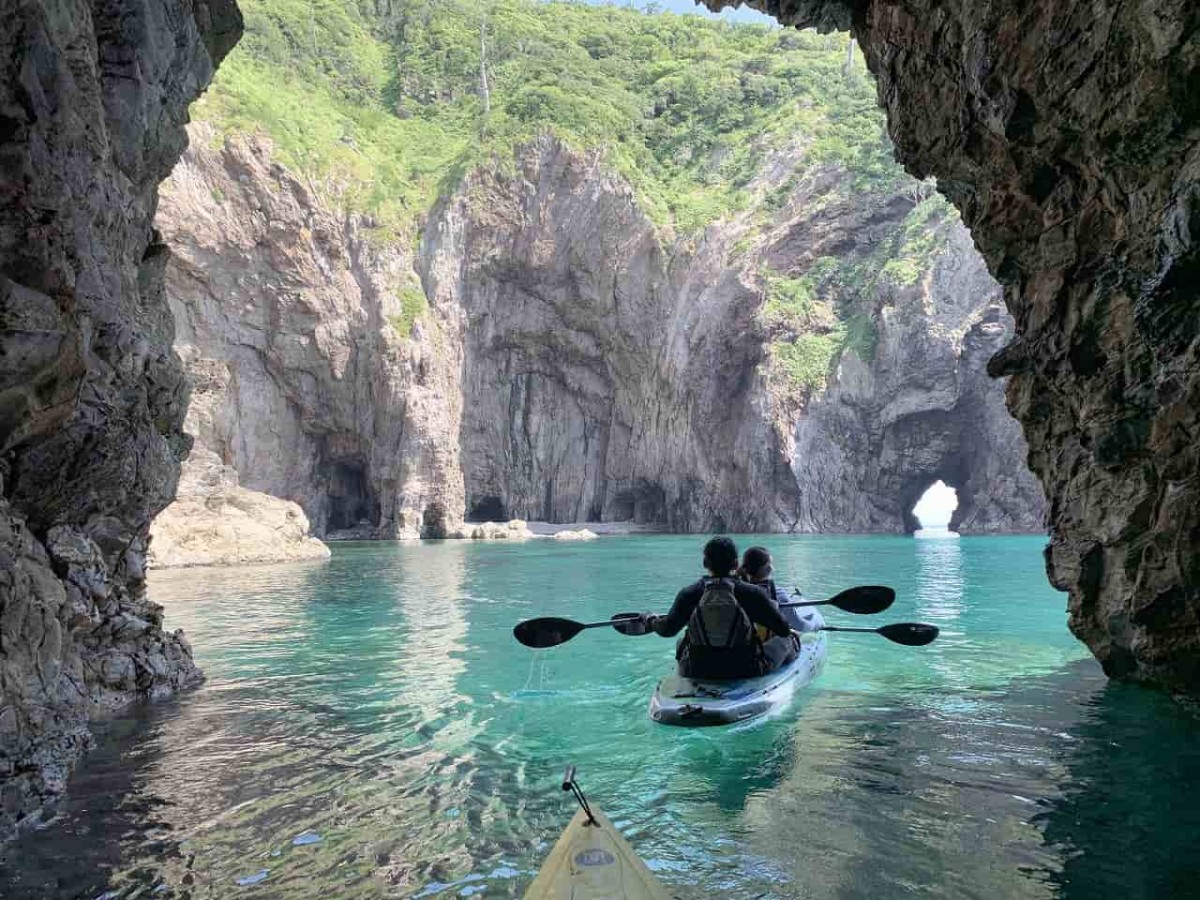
(523, 807), (673, 900)
(526, 769), (674, 900)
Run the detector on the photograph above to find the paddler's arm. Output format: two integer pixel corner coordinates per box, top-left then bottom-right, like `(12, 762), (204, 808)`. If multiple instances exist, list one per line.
(735, 582), (792, 637)
(649, 581), (703, 637)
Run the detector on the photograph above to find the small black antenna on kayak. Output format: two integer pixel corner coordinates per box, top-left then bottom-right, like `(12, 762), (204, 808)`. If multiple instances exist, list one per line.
(562, 765), (598, 826)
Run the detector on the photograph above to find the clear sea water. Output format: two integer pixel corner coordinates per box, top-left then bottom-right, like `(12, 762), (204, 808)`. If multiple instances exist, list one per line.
(4, 535), (1200, 899)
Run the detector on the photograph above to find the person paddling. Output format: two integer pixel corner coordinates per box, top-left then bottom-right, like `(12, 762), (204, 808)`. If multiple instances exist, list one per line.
(738, 545), (810, 671)
(645, 536), (793, 680)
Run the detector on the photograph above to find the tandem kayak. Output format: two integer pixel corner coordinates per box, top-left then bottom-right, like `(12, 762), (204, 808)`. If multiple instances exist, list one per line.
(648, 611), (828, 727)
(525, 803), (670, 899)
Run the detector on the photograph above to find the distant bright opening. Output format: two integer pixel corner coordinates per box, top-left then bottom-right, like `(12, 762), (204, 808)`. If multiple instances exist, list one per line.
(913, 480), (958, 532)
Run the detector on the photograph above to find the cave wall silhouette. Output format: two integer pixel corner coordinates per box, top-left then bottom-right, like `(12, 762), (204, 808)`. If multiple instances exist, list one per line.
(713, 0), (1200, 690)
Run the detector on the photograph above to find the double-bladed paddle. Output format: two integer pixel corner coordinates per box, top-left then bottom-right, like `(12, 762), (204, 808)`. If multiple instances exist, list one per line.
(512, 613), (644, 649)
(816, 622), (940, 646)
(781, 584), (894, 615)
(512, 585), (898, 649)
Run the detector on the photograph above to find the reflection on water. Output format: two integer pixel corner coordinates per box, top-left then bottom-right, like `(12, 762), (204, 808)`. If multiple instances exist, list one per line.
(1035, 681), (1200, 898)
(915, 531), (964, 620)
(2, 537), (1199, 899)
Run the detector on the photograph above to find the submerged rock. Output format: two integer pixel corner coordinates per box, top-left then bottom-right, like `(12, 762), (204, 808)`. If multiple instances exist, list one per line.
(449, 520), (535, 541)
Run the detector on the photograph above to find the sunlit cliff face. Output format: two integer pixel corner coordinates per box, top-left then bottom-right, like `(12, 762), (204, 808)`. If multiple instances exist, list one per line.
(712, 0), (1200, 689)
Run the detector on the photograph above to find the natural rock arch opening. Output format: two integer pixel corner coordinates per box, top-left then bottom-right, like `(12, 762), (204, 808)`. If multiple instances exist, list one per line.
(911, 480), (959, 532)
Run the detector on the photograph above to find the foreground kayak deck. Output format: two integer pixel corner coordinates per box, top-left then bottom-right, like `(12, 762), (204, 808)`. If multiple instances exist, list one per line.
(524, 807), (671, 900)
(649, 629), (828, 727)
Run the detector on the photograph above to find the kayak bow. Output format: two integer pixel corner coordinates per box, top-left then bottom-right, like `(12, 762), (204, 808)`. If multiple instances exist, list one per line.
(525, 768), (670, 900)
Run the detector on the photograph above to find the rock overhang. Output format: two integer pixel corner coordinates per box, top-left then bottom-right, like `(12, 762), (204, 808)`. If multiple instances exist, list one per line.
(712, 0), (1200, 690)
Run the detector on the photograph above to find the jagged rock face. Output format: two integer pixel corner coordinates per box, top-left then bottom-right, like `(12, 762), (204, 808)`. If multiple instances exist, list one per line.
(425, 141), (785, 531)
(423, 138), (1043, 533)
(790, 226), (1044, 534)
(157, 125), (464, 540)
(159, 132), (1041, 542)
(0, 0), (241, 838)
(720, 0), (1200, 689)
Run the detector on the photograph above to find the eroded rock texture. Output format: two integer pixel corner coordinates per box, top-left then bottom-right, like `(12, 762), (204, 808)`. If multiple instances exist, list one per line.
(158, 125), (464, 540)
(160, 129), (1042, 543)
(147, 371), (331, 568)
(430, 139), (1044, 533)
(790, 225), (1042, 533)
(719, 0), (1200, 688)
(0, 0), (240, 838)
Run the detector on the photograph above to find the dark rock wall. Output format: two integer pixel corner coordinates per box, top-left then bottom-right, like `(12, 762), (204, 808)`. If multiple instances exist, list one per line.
(719, 0), (1200, 688)
(0, 0), (240, 838)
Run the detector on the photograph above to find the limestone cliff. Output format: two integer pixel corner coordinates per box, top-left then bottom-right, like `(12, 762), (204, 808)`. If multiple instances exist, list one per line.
(147, 348), (330, 568)
(157, 125), (464, 541)
(0, 0), (241, 839)
(717, 0), (1200, 689)
(158, 129), (1042, 541)
(433, 139), (1043, 532)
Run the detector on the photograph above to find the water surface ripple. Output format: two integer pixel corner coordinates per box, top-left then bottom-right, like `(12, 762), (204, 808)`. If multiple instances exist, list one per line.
(3, 535), (1199, 898)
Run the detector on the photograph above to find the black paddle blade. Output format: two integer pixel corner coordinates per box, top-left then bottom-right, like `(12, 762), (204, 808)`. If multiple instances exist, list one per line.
(513, 617), (585, 649)
(877, 622), (940, 646)
(610, 612), (648, 636)
(829, 585), (895, 615)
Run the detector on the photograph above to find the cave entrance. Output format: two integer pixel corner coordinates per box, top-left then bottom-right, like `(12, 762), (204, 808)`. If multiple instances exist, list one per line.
(610, 482), (666, 524)
(912, 480), (959, 534)
(326, 461), (379, 533)
(468, 495), (508, 522)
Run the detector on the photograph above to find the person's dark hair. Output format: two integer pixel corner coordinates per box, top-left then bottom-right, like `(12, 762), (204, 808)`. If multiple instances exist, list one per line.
(703, 536), (739, 575)
(742, 546), (772, 580)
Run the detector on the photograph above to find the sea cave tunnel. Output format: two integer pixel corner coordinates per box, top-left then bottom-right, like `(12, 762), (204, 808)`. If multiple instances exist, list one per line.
(911, 480), (959, 533)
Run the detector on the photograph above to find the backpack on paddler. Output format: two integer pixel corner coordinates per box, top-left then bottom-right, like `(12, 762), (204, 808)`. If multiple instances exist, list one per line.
(676, 537), (766, 680)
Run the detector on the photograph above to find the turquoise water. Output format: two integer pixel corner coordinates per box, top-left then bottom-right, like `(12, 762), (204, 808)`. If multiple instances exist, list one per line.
(4, 535), (1200, 898)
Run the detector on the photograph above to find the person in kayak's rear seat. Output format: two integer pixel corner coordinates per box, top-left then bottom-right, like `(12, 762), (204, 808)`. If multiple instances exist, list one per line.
(738, 546), (803, 672)
(644, 536), (793, 680)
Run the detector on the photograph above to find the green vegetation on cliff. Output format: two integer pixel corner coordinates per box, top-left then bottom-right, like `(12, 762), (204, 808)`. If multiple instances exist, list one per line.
(193, 0), (952, 401)
(761, 193), (958, 394)
(194, 0), (905, 236)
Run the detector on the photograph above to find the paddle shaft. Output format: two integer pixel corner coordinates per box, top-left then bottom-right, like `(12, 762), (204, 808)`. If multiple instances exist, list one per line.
(811, 622), (940, 646)
(574, 618), (635, 630)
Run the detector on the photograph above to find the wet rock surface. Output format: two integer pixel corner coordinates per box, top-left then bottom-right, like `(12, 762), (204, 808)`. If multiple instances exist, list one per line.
(0, 0), (241, 837)
(718, 0), (1200, 688)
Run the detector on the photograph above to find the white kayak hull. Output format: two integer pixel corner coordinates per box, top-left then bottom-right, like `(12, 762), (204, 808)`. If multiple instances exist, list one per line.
(648, 629), (827, 727)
